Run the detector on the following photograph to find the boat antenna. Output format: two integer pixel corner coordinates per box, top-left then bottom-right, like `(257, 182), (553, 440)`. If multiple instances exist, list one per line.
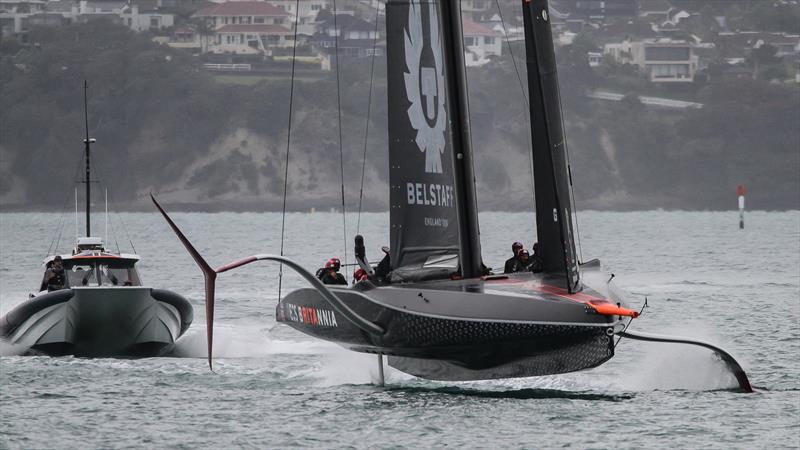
(74, 187), (79, 241)
(82, 80), (96, 238)
(45, 157), (85, 258)
(356, 0), (381, 236)
(332, 0), (348, 271)
(277, 0), (301, 301)
(105, 188), (109, 245)
(92, 162), (135, 254)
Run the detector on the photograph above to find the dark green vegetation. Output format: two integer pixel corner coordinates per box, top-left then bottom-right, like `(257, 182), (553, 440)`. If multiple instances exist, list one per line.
(1, 20), (798, 211)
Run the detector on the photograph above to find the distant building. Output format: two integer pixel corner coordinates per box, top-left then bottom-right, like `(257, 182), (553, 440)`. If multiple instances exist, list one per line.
(167, 25), (202, 51)
(462, 18), (501, 66)
(312, 12), (382, 58)
(553, 0), (638, 21)
(717, 31), (800, 62)
(751, 33), (800, 59)
(588, 51), (602, 67)
(1, 0), (172, 37)
(0, 0), (46, 37)
(605, 38), (699, 83)
(461, 0), (494, 23)
(268, 0), (328, 35)
(638, 0), (673, 22)
(120, 3), (174, 32)
(192, 1), (292, 55)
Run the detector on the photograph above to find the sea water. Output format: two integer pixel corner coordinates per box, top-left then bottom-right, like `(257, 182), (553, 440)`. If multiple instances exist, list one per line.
(1, 211), (798, 449)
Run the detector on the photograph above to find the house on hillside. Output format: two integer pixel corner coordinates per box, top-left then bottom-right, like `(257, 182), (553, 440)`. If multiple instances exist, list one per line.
(268, 0), (328, 35)
(0, 0), (46, 37)
(192, 1), (293, 55)
(312, 12), (382, 57)
(717, 31), (800, 62)
(751, 32), (800, 59)
(638, 0), (673, 22)
(604, 37), (699, 83)
(1, 0), (172, 37)
(461, 0), (494, 23)
(556, 0), (638, 21)
(119, 2), (174, 32)
(462, 18), (501, 66)
(167, 25), (201, 51)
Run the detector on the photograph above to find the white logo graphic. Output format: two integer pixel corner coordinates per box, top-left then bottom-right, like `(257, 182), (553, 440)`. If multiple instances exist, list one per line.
(404, 1), (447, 174)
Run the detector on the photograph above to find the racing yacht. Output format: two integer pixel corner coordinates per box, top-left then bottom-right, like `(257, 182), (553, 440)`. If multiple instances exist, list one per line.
(152, 0), (751, 390)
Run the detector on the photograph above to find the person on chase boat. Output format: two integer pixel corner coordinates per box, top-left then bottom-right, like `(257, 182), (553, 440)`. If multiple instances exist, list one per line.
(40, 255), (66, 292)
(317, 258), (348, 285)
(504, 242), (524, 274)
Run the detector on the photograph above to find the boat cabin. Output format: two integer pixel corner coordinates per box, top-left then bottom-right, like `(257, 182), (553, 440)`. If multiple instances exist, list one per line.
(40, 238), (142, 291)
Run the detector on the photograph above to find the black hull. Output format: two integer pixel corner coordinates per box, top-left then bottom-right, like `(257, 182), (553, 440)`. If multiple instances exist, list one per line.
(276, 273), (621, 381)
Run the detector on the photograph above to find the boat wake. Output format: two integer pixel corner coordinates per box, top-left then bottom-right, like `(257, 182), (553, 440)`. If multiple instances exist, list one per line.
(612, 337), (743, 392)
(169, 321), (747, 394)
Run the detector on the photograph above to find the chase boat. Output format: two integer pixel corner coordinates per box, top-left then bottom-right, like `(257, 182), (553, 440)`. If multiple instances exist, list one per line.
(0, 83), (193, 357)
(0, 237), (193, 356)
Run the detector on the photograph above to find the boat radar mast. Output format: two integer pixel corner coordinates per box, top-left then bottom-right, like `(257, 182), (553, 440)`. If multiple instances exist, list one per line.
(82, 80), (96, 238)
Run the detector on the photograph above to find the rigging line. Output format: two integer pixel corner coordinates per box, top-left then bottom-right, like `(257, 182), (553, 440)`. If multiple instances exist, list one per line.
(554, 85), (584, 262)
(93, 161), (134, 254)
(48, 155), (86, 257)
(494, 0), (536, 215)
(98, 181), (121, 253)
(277, 0), (301, 302)
(332, 0), (348, 271)
(356, 0), (382, 236)
(494, 0), (529, 108)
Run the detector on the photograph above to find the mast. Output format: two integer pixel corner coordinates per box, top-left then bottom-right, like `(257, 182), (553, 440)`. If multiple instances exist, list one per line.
(82, 80), (95, 238)
(441, 0), (482, 279)
(521, 0), (581, 292)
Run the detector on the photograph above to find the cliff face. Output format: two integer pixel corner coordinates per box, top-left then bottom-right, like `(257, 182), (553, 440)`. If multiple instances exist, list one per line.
(1, 21), (798, 212)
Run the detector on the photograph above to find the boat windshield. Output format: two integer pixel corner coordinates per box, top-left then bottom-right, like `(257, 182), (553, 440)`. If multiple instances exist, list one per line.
(64, 259), (142, 287)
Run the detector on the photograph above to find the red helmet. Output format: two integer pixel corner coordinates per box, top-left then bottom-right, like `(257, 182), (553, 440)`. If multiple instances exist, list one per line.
(325, 258), (341, 271)
(354, 268), (368, 282)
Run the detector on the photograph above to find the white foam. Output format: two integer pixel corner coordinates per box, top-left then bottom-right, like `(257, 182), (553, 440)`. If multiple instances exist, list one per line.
(610, 324), (745, 391)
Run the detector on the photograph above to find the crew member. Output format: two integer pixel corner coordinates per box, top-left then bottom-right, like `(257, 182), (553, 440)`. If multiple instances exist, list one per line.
(353, 268), (369, 284)
(317, 258), (347, 285)
(507, 249), (532, 273)
(504, 242), (524, 274)
(530, 242), (544, 273)
(40, 255), (67, 292)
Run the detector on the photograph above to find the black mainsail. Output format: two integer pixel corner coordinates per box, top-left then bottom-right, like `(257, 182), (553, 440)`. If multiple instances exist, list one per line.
(522, 0), (581, 292)
(387, 0), (482, 281)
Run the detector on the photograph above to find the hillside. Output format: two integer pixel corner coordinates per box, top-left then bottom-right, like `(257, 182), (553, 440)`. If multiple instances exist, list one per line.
(1, 20), (798, 212)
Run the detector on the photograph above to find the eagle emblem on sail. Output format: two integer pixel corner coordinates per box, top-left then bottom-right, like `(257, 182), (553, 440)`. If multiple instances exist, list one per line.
(404, 0), (447, 174)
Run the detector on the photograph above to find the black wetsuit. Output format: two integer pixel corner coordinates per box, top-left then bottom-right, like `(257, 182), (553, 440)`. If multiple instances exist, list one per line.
(503, 256), (517, 274)
(319, 270), (348, 285)
(530, 253), (544, 273)
(40, 267), (66, 291)
(507, 258), (532, 274)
